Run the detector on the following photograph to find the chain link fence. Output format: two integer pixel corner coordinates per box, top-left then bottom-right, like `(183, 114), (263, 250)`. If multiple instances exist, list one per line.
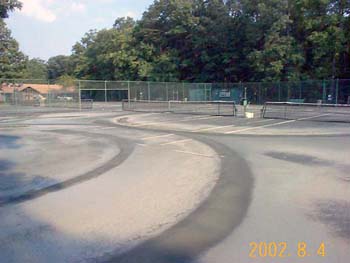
(213, 79), (350, 105)
(77, 80), (212, 102)
(0, 79), (91, 109)
(1, 79), (349, 110)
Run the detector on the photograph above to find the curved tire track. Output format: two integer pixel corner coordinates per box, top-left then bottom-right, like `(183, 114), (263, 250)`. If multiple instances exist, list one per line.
(98, 120), (254, 263)
(0, 130), (134, 207)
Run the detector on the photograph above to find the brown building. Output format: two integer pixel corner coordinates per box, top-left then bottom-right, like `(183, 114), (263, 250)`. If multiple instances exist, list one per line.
(0, 83), (75, 104)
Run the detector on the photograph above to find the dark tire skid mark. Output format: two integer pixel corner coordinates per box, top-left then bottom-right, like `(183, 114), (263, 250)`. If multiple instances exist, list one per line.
(98, 123), (254, 263)
(0, 130), (134, 207)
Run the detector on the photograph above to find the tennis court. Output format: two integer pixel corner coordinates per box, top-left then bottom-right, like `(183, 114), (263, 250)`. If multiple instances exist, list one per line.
(117, 100), (350, 136)
(0, 102), (349, 263)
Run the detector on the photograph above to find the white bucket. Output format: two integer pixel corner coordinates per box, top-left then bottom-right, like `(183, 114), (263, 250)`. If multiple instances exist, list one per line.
(245, 112), (254, 119)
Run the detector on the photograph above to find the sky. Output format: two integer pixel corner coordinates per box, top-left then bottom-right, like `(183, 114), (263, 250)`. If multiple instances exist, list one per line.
(7, 0), (154, 61)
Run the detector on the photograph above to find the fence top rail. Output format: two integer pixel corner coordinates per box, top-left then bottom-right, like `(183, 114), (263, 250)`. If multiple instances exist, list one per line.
(169, 100), (236, 104)
(265, 102), (350, 107)
(76, 80), (212, 85)
(75, 79), (350, 85)
(2, 78), (350, 86)
(124, 99), (236, 104)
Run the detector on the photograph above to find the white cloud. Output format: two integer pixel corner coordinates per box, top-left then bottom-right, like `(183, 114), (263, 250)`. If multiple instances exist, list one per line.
(70, 2), (86, 13)
(20, 0), (57, 23)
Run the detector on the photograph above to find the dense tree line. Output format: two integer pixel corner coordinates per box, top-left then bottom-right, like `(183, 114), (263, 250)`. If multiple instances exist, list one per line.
(0, 0), (26, 78)
(1, 0), (350, 82)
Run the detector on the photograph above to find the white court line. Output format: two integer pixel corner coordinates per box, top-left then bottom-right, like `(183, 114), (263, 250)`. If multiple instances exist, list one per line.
(135, 113), (160, 117)
(225, 114), (330, 134)
(182, 115), (211, 120)
(191, 118), (275, 132)
(100, 127), (117, 130)
(224, 120), (296, 134)
(299, 114), (331, 120)
(245, 118), (276, 125)
(180, 116), (223, 122)
(142, 133), (174, 140)
(161, 139), (192, 146)
(131, 115), (221, 127)
(132, 115), (208, 126)
(192, 124), (236, 132)
(174, 150), (218, 158)
(155, 114), (212, 122)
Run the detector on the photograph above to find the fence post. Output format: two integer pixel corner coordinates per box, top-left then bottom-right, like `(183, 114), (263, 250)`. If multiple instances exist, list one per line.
(177, 84), (179, 101)
(322, 79), (326, 102)
(47, 80), (50, 107)
(127, 81), (130, 107)
(148, 81), (151, 101)
(13, 86), (16, 107)
(335, 78), (339, 104)
(278, 82), (281, 102)
(182, 82), (185, 101)
(78, 80), (81, 110)
(166, 82), (169, 101)
(104, 80), (107, 103)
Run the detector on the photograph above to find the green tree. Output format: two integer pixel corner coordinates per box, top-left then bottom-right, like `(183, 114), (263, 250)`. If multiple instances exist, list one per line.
(56, 74), (75, 88)
(71, 18), (148, 80)
(0, 0), (22, 19)
(67, 0), (350, 82)
(248, 2), (304, 81)
(0, 0), (27, 79)
(24, 58), (48, 79)
(285, 0), (350, 79)
(47, 55), (73, 79)
(0, 20), (27, 79)
(113, 16), (136, 30)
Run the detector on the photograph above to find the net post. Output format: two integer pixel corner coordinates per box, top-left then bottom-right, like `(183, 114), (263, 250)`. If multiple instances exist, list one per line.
(284, 103), (287, 119)
(261, 103), (267, 118)
(243, 86), (247, 116)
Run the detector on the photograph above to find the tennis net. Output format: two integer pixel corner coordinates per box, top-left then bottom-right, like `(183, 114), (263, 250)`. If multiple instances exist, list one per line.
(122, 100), (237, 116)
(262, 102), (350, 123)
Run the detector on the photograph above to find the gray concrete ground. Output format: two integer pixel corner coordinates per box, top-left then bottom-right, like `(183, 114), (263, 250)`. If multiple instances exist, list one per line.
(0, 103), (349, 263)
